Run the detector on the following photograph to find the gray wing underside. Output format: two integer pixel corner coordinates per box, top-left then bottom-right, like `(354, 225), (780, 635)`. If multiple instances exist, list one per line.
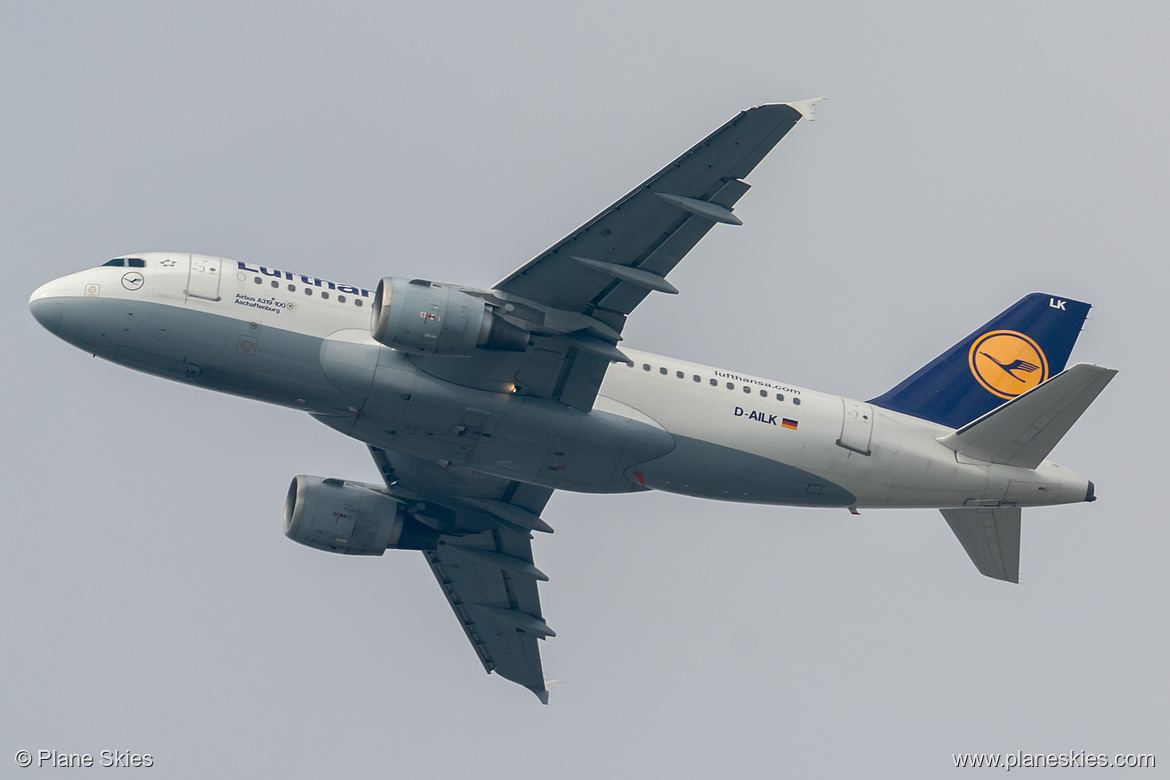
(426, 529), (551, 702)
(411, 101), (817, 412)
(369, 447), (556, 702)
(493, 102), (812, 314)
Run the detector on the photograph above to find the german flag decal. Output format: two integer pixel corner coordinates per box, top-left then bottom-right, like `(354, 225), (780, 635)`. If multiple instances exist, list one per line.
(781, 418), (798, 430)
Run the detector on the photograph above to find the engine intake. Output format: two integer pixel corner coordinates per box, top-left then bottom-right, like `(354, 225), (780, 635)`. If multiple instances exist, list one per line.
(371, 277), (528, 355)
(283, 475), (439, 555)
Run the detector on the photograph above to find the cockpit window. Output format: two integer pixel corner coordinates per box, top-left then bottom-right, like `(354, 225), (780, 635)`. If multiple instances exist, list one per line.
(103, 259), (125, 267)
(126, 258), (145, 268)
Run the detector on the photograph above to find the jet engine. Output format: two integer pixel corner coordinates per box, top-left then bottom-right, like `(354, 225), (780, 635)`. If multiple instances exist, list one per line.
(371, 277), (529, 355)
(283, 475), (439, 555)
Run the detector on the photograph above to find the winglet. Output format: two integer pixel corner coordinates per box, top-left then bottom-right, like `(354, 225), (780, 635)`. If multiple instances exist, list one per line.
(785, 97), (826, 120)
(532, 678), (561, 705)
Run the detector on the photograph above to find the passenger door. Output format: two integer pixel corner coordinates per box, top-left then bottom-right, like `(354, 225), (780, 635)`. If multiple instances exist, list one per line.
(186, 255), (222, 301)
(837, 399), (873, 455)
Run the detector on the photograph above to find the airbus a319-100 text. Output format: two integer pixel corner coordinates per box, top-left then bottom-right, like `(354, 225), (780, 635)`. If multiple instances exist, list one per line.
(29, 100), (1115, 702)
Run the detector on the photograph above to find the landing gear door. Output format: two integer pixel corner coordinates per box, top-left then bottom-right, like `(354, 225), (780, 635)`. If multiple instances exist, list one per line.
(837, 399), (873, 456)
(187, 254), (222, 301)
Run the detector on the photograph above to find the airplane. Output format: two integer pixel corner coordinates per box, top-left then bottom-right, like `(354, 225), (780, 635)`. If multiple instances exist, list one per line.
(28, 100), (1116, 703)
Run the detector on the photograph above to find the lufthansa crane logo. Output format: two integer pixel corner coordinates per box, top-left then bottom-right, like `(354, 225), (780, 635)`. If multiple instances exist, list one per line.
(968, 330), (1048, 399)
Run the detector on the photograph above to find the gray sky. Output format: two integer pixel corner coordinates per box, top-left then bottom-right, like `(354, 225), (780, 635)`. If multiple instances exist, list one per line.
(4, 2), (1167, 777)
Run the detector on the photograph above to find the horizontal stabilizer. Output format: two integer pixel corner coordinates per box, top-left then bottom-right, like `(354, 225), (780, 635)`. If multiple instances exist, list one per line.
(941, 506), (1021, 583)
(937, 363), (1116, 469)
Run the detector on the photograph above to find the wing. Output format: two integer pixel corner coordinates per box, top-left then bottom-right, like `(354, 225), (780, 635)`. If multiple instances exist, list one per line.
(410, 100), (821, 411)
(369, 447), (558, 703)
(495, 99), (820, 315)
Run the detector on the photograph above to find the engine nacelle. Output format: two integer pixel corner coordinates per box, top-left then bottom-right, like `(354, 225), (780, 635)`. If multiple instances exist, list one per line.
(283, 475), (439, 555)
(370, 277), (528, 355)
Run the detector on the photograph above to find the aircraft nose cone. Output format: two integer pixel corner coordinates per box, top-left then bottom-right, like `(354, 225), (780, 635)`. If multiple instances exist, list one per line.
(29, 280), (66, 334)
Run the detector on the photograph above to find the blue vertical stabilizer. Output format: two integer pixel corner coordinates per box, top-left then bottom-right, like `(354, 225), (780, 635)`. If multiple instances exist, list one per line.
(869, 293), (1090, 429)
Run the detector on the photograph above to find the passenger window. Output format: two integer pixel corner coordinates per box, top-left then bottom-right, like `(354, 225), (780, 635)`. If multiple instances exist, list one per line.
(760, 389), (768, 397)
(692, 375), (701, 382)
(793, 397), (801, 406)
(743, 386), (751, 393)
(321, 291), (329, 300)
(254, 277), (262, 284)
(304, 287), (313, 295)
(726, 383), (734, 390)
(776, 394), (785, 402)
(709, 378), (717, 386)
(271, 280), (279, 288)
(659, 367), (667, 375)
(676, 371), (684, 379)
(355, 299), (363, 307)
(643, 363), (651, 371)
(288, 284), (296, 292)
(338, 295), (346, 303)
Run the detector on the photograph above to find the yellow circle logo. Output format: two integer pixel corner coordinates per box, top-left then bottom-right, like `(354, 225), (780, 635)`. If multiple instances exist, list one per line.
(968, 330), (1048, 399)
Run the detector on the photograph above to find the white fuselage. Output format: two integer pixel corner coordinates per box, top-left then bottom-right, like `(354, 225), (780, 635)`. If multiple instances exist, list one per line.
(29, 253), (1092, 511)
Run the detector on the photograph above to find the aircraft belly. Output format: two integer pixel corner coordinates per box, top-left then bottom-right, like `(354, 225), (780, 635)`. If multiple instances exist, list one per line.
(341, 357), (674, 494)
(318, 328), (381, 408)
(55, 297), (351, 413)
(513, 406), (675, 492)
(599, 379), (857, 505)
(627, 434), (856, 506)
